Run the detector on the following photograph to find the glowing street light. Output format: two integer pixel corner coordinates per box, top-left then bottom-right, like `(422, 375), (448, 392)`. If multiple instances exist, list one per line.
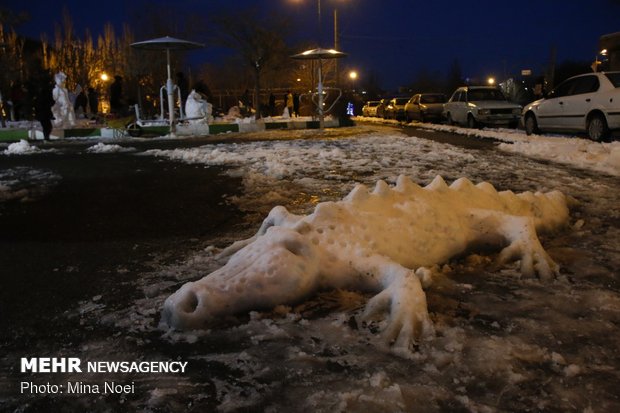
(594, 49), (608, 72)
(348, 70), (358, 80)
(100, 73), (109, 82)
(487, 77), (496, 86)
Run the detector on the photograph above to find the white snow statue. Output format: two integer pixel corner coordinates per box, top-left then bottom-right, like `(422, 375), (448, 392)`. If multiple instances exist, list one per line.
(51, 71), (76, 128)
(162, 176), (569, 350)
(184, 90), (212, 123)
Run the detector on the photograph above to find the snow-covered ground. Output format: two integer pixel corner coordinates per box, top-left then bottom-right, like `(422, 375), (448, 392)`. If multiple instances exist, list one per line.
(135, 125), (618, 411)
(2, 124), (619, 411)
(355, 116), (620, 177)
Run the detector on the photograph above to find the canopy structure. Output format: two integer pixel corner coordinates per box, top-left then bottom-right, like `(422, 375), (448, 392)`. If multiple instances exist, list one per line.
(131, 36), (204, 136)
(292, 48), (347, 130)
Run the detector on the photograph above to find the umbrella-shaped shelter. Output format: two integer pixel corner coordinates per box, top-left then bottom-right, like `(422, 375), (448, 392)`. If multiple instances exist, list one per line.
(292, 48), (347, 130)
(131, 36), (204, 136)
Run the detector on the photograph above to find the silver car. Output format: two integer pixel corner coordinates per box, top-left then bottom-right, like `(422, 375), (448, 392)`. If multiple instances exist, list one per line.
(404, 93), (447, 123)
(522, 71), (620, 141)
(362, 100), (380, 117)
(384, 97), (409, 120)
(444, 86), (521, 128)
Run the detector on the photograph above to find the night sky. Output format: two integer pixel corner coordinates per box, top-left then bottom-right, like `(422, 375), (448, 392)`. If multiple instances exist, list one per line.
(7, 0), (620, 90)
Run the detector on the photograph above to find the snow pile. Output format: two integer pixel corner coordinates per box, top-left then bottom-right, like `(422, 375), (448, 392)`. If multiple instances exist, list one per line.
(3, 140), (41, 155)
(162, 175), (568, 351)
(498, 138), (620, 176)
(86, 142), (135, 153)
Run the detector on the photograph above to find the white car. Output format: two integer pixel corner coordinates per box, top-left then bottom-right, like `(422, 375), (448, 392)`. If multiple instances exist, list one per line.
(444, 86), (521, 128)
(522, 71), (620, 141)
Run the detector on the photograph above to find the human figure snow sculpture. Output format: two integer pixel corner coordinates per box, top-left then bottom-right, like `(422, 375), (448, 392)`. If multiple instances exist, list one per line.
(51, 72), (76, 128)
(162, 176), (569, 350)
(184, 90), (212, 124)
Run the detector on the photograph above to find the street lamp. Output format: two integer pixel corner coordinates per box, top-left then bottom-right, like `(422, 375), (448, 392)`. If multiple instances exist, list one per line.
(594, 49), (608, 72)
(487, 77), (496, 86)
(290, 1), (347, 84)
(348, 70), (358, 91)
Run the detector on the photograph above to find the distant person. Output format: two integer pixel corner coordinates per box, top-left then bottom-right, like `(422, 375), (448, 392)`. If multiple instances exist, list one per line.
(176, 72), (189, 110)
(110, 75), (124, 115)
(293, 92), (300, 117)
(10, 81), (25, 121)
(285, 91), (293, 117)
(29, 69), (54, 140)
(74, 89), (88, 118)
(268, 92), (276, 116)
(87, 87), (99, 117)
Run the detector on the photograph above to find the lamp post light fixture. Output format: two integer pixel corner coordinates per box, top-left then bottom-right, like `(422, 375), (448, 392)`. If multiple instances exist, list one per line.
(348, 70), (358, 92)
(594, 49), (608, 72)
(487, 77), (496, 86)
(100, 73), (109, 82)
(292, 0), (346, 83)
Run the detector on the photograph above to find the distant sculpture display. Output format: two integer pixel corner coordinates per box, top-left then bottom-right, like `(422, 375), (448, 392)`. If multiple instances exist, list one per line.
(184, 90), (212, 124)
(51, 72), (76, 128)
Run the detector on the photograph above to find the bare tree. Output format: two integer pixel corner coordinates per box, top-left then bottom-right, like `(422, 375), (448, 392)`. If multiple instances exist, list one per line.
(209, 8), (291, 118)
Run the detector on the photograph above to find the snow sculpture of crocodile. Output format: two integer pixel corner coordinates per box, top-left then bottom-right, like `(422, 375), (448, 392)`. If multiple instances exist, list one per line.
(162, 175), (569, 349)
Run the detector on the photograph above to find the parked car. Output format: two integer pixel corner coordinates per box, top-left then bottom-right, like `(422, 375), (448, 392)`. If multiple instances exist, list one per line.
(404, 93), (447, 123)
(522, 71), (620, 141)
(384, 97), (410, 120)
(375, 98), (390, 119)
(443, 86), (521, 128)
(362, 100), (381, 117)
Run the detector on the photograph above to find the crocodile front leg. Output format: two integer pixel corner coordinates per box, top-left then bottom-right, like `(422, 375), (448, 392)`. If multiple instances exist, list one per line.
(346, 256), (434, 351)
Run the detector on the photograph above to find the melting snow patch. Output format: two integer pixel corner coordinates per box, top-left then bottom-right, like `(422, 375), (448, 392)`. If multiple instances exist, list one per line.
(0, 167), (61, 202)
(3, 140), (42, 155)
(86, 142), (136, 153)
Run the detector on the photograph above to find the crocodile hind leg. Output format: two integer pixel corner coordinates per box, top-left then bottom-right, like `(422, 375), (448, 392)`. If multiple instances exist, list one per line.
(470, 209), (560, 280)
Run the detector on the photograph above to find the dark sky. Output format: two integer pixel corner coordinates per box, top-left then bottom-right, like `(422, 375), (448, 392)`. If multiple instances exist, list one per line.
(6, 0), (620, 90)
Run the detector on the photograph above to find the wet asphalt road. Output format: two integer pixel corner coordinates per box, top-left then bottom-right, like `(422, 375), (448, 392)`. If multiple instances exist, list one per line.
(0, 150), (243, 344)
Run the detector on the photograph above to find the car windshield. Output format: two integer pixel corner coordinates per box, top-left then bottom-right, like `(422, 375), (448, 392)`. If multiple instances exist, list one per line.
(394, 98), (409, 105)
(420, 95), (446, 104)
(467, 89), (506, 101)
(605, 73), (620, 88)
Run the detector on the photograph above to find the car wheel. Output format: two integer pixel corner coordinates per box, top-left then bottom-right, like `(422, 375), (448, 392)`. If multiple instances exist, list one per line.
(587, 113), (610, 141)
(467, 114), (478, 129)
(446, 113), (453, 125)
(419, 113), (425, 123)
(524, 113), (539, 135)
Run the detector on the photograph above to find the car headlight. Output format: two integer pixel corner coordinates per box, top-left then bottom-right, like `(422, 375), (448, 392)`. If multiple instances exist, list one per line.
(478, 109), (490, 115)
(512, 108), (521, 115)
